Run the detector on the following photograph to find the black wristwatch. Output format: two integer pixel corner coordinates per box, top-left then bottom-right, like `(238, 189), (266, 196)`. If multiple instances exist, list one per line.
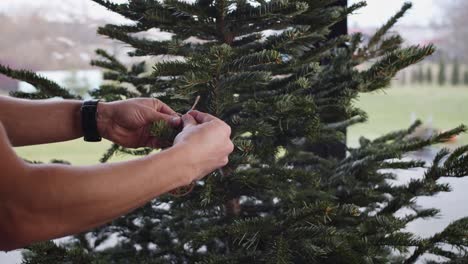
(81, 100), (102, 142)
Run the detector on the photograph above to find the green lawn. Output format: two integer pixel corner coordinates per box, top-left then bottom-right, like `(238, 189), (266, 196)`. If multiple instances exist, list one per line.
(348, 85), (468, 147)
(14, 85), (468, 165)
(15, 139), (133, 165)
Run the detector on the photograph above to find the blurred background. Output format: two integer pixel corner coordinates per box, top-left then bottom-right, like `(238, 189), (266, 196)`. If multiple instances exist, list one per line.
(1, 0), (467, 263)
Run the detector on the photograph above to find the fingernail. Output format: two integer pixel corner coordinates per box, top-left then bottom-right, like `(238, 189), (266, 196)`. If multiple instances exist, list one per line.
(171, 117), (180, 125)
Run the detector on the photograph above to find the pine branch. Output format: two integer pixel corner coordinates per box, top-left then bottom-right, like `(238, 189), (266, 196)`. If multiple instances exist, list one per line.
(294, 2), (366, 32)
(219, 71), (271, 92)
(227, 0), (306, 23)
(404, 217), (468, 263)
(359, 45), (436, 92)
(97, 25), (192, 57)
(0, 64), (77, 99)
(372, 120), (423, 144)
(323, 112), (367, 130)
(153, 60), (197, 76)
(232, 33), (263, 47)
(164, 0), (213, 20)
(226, 50), (282, 71)
(367, 2), (412, 49)
(90, 85), (139, 101)
(118, 147), (154, 156)
(100, 144), (119, 163)
(22, 241), (93, 264)
(91, 49), (128, 73)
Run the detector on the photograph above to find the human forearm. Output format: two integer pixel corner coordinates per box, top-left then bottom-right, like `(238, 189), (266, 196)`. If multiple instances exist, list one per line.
(1, 145), (196, 250)
(0, 96), (83, 146)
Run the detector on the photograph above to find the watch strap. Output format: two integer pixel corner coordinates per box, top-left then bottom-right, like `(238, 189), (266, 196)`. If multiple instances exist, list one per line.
(81, 100), (102, 142)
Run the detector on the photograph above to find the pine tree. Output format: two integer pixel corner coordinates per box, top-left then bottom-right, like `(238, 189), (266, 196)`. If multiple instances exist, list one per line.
(438, 59), (447, 86)
(452, 59), (461, 86)
(1, 1), (468, 263)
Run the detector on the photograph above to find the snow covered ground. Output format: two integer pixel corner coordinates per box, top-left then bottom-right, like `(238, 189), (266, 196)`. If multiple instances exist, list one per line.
(0, 0), (130, 24)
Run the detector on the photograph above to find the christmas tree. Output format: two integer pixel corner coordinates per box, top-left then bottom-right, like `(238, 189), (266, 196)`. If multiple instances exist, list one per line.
(1, 0), (468, 263)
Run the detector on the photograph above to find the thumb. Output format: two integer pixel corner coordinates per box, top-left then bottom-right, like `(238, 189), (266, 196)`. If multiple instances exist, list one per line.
(143, 108), (180, 127)
(181, 113), (197, 128)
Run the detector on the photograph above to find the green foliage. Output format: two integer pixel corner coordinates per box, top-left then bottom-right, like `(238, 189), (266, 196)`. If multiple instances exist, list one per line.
(1, 0), (467, 263)
(150, 120), (179, 148)
(366, 2), (411, 49)
(21, 241), (93, 264)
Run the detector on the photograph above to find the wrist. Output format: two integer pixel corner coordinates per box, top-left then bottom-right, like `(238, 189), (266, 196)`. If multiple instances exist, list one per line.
(96, 102), (111, 140)
(167, 143), (202, 186)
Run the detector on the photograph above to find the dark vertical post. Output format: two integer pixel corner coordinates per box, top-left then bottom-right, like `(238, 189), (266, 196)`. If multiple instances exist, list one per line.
(329, 0), (348, 160)
(329, 0), (348, 40)
(308, 0), (348, 160)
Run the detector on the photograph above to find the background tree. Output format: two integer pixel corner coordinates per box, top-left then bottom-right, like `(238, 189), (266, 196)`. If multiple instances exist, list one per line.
(399, 70), (407, 86)
(426, 65), (433, 84)
(417, 65), (424, 84)
(1, 0), (467, 263)
(442, 1), (468, 63)
(63, 71), (92, 98)
(411, 68), (419, 84)
(452, 58), (461, 86)
(438, 59), (447, 86)
(464, 70), (468, 86)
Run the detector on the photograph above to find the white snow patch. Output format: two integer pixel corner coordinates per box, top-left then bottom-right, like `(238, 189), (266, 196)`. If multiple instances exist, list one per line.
(148, 243), (157, 250)
(132, 28), (173, 42)
(56, 36), (75, 47)
(184, 36), (212, 44)
(52, 52), (65, 60)
(79, 52), (91, 61)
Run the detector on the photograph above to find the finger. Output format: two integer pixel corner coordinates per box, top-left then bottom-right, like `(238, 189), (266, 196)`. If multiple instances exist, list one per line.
(142, 106), (176, 124)
(146, 137), (161, 149)
(188, 110), (217, 123)
(169, 116), (182, 128)
(148, 98), (178, 116)
(148, 100), (181, 127)
(146, 136), (172, 149)
(181, 113), (198, 128)
(149, 111), (175, 123)
(157, 101), (178, 116)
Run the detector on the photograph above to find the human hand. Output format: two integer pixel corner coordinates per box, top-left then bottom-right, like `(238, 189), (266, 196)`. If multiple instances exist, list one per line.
(174, 110), (234, 181)
(96, 98), (181, 148)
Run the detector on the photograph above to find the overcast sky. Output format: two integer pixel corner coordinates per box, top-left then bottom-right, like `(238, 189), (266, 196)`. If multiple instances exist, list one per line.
(349, 0), (442, 27)
(0, 0), (443, 27)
